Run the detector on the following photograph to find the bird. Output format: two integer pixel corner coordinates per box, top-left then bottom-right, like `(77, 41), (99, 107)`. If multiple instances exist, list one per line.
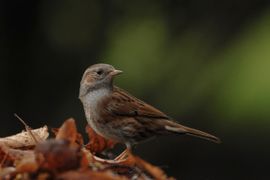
(79, 63), (220, 161)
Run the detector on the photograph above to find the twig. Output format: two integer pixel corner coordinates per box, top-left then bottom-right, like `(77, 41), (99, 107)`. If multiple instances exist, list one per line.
(14, 113), (38, 144)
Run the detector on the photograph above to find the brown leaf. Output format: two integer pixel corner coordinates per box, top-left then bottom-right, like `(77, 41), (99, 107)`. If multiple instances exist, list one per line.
(0, 143), (38, 174)
(85, 125), (117, 154)
(105, 154), (174, 180)
(35, 139), (83, 172)
(56, 118), (77, 145)
(0, 118), (175, 179)
(80, 148), (91, 169)
(103, 164), (136, 179)
(0, 143), (35, 166)
(52, 127), (84, 147)
(16, 155), (38, 173)
(0, 167), (16, 179)
(133, 155), (173, 180)
(0, 144), (14, 167)
(57, 169), (127, 180)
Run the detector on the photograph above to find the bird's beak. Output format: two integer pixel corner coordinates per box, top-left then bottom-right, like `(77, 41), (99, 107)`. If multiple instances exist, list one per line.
(110, 69), (123, 76)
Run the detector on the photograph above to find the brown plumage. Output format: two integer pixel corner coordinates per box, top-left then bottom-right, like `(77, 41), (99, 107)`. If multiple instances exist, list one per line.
(79, 63), (220, 150)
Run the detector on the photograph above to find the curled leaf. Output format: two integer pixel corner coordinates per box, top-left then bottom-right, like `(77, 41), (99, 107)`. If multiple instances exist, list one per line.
(35, 139), (83, 172)
(57, 170), (127, 180)
(85, 125), (117, 154)
(56, 118), (77, 144)
(0, 126), (49, 149)
(0, 118), (174, 179)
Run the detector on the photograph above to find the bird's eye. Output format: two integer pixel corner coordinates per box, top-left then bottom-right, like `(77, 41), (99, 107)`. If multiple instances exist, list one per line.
(96, 70), (103, 75)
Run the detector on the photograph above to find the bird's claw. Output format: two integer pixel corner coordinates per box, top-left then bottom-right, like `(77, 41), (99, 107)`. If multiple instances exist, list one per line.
(92, 149), (131, 164)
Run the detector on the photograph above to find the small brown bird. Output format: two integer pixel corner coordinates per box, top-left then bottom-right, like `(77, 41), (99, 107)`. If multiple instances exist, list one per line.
(79, 63), (220, 156)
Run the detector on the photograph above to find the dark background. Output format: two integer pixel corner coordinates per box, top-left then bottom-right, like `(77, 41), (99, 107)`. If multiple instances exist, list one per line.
(1, 1), (270, 179)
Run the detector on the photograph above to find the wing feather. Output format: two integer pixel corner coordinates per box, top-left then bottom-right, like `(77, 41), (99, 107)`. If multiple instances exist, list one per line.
(105, 86), (170, 119)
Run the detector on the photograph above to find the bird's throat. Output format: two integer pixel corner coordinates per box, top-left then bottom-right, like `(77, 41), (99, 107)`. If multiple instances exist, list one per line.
(84, 87), (110, 106)
(81, 87), (111, 136)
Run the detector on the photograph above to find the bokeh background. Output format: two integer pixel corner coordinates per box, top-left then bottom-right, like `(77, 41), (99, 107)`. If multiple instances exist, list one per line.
(1, 0), (270, 179)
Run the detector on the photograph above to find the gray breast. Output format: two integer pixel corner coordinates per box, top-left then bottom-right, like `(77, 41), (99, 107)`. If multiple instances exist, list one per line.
(81, 88), (110, 133)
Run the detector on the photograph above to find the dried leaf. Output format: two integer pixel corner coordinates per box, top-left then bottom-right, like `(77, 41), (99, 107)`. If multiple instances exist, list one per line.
(103, 164), (136, 178)
(0, 143), (35, 166)
(80, 148), (91, 169)
(52, 127), (84, 147)
(0, 143), (38, 174)
(105, 154), (174, 180)
(0, 144), (14, 167)
(35, 139), (83, 172)
(0, 126), (49, 149)
(0, 167), (16, 179)
(56, 118), (78, 146)
(16, 154), (38, 173)
(0, 118), (174, 179)
(36, 172), (51, 179)
(57, 169), (127, 180)
(133, 156), (173, 180)
(85, 125), (117, 154)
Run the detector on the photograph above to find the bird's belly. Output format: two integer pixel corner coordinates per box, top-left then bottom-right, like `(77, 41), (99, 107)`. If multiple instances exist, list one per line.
(88, 116), (152, 145)
(86, 114), (125, 142)
(84, 101), (152, 144)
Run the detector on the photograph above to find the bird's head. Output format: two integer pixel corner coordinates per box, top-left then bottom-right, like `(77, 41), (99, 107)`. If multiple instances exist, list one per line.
(79, 63), (122, 98)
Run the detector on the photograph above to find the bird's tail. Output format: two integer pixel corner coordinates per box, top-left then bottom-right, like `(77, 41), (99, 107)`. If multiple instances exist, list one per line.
(164, 120), (221, 143)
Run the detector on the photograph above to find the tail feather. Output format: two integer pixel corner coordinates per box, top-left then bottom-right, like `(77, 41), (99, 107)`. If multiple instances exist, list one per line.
(164, 121), (221, 143)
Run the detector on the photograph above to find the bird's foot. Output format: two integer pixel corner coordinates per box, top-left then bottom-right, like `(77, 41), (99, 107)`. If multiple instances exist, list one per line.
(92, 149), (131, 164)
(92, 155), (127, 164)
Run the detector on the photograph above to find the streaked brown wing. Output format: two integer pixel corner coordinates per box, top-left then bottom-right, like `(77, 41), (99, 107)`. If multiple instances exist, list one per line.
(105, 86), (170, 119)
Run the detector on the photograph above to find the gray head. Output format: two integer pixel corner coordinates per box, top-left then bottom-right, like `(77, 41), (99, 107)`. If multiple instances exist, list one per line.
(79, 63), (122, 98)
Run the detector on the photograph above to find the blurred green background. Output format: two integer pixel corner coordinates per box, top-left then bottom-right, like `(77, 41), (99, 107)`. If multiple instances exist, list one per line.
(1, 0), (270, 179)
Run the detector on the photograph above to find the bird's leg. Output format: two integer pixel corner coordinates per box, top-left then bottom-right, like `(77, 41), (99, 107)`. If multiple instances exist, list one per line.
(114, 143), (132, 161)
(92, 155), (126, 164)
(92, 151), (129, 164)
(92, 143), (132, 164)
